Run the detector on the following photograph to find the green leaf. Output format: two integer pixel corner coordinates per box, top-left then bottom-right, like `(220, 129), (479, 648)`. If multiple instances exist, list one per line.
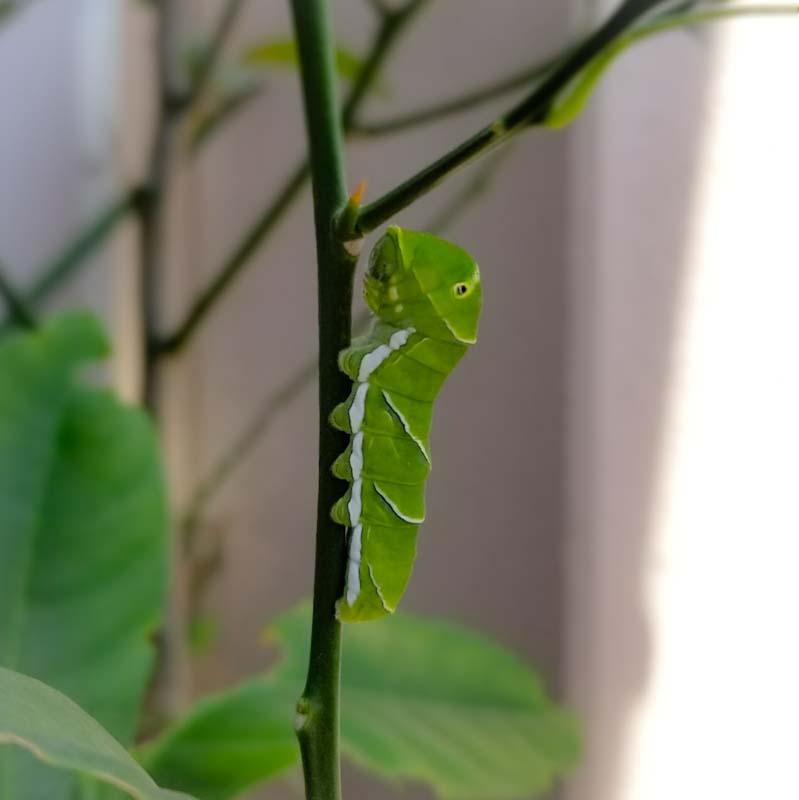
(0, 314), (168, 797)
(139, 675), (298, 800)
(143, 605), (579, 799)
(546, 4), (799, 128)
(242, 39), (368, 86)
(0, 667), (194, 800)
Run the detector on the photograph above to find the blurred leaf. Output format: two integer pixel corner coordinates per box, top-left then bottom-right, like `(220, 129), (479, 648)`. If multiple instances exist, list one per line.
(143, 604), (579, 799)
(0, 668), (194, 800)
(546, 4), (799, 128)
(0, 314), (168, 797)
(243, 38), (372, 87)
(140, 675), (298, 800)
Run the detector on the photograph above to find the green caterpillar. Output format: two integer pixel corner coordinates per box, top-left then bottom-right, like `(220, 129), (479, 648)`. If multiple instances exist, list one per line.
(331, 226), (482, 622)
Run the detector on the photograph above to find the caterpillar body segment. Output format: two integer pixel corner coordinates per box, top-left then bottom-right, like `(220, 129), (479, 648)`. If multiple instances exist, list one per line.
(331, 226), (482, 622)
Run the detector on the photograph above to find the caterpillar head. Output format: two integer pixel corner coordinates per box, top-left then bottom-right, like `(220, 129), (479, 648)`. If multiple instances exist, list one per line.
(364, 226), (482, 344)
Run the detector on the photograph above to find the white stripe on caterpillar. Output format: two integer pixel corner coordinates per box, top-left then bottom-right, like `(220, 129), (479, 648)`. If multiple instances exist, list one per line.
(344, 327), (415, 607)
(374, 483), (425, 524)
(381, 390), (431, 464)
(368, 562), (393, 613)
(346, 523), (363, 606)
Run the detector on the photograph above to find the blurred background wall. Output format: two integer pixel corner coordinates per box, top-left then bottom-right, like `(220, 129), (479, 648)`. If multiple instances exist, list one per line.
(566, 3), (799, 800)
(0, 1), (796, 800)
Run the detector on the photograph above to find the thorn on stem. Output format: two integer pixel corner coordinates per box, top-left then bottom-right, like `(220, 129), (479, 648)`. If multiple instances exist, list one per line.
(350, 180), (368, 205)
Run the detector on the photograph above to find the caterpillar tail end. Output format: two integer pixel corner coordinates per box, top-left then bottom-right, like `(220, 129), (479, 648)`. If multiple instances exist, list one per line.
(335, 595), (393, 623)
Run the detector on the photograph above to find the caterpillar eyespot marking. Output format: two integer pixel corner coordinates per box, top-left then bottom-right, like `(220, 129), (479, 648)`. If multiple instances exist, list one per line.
(331, 226), (482, 622)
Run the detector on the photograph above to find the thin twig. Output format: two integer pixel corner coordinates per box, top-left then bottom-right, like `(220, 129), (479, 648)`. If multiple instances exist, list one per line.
(341, 0), (427, 128)
(156, 0), (429, 357)
(156, 159), (310, 354)
(0, 260), (36, 329)
(353, 0), (673, 234)
(182, 356), (317, 550)
(0, 191), (140, 331)
(187, 0), (248, 106)
(351, 56), (559, 136)
(138, 0), (190, 721)
(139, 0), (186, 413)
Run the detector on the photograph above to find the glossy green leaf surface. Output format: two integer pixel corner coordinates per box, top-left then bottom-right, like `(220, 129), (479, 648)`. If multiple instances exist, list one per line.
(0, 668), (193, 800)
(0, 314), (168, 797)
(144, 605), (579, 799)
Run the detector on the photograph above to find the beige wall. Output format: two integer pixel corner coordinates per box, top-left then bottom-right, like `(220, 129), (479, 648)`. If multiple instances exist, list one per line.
(566, 6), (799, 800)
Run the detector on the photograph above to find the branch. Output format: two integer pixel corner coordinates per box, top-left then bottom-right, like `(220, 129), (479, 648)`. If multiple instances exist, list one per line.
(351, 55), (559, 136)
(32, 191), (141, 305)
(181, 354), (317, 569)
(0, 260), (36, 329)
(353, 0), (672, 234)
(156, 0), (428, 356)
(290, 0), (353, 797)
(341, 0), (427, 128)
(139, 0), (186, 413)
(156, 159), (309, 354)
(138, 0), (191, 723)
(0, 191), (138, 331)
(187, 0), (247, 106)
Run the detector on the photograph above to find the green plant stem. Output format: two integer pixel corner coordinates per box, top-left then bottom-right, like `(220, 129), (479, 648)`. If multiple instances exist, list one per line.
(290, 1), (354, 798)
(354, 0), (671, 234)
(0, 261), (36, 329)
(351, 56), (559, 136)
(156, 0), (427, 357)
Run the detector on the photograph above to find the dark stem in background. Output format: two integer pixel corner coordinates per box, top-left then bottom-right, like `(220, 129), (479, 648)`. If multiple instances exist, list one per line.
(353, 0), (671, 234)
(156, 159), (310, 354)
(290, 0), (354, 797)
(0, 262), (36, 329)
(0, 191), (140, 334)
(138, 0), (185, 415)
(187, 0), (248, 107)
(351, 55), (559, 137)
(137, 0), (190, 721)
(156, 0), (427, 356)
